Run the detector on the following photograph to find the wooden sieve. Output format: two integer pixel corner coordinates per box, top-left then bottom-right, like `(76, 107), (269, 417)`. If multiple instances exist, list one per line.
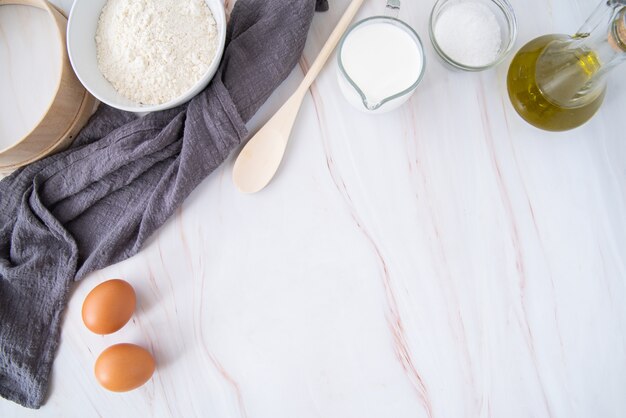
(0, 0), (96, 174)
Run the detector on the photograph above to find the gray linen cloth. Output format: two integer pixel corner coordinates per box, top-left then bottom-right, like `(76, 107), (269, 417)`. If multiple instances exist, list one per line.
(0, 0), (322, 408)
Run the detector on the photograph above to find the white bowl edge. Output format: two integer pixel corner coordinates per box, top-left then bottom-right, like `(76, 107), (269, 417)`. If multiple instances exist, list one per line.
(66, 0), (227, 113)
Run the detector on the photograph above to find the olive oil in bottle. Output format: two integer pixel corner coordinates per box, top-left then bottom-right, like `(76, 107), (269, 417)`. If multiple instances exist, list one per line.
(506, 1), (626, 131)
(507, 35), (606, 131)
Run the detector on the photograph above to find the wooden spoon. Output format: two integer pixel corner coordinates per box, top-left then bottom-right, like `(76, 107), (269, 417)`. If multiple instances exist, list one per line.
(232, 0), (365, 193)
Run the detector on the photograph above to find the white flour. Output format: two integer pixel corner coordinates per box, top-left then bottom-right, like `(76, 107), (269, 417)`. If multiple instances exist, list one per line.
(434, 1), (502, 67)
(96, 0), (218, 105)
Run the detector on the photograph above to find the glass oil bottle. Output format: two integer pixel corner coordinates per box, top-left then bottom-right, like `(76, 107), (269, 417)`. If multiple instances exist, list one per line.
(507, 0), (626, 131)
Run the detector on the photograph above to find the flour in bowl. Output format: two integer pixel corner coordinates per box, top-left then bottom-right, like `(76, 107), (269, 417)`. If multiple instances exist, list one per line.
(95, 0), (218, 105)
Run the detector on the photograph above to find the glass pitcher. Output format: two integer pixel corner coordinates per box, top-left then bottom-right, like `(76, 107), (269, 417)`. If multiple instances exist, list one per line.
(336, 0), (426, 113)
(507, 0), (626, 131)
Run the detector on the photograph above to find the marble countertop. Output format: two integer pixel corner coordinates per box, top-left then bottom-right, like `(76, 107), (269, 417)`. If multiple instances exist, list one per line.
(2, 0), (626, 417)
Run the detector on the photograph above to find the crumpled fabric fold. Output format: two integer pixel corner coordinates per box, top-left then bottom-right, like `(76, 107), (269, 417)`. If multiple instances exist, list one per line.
(0, 0), (320, 408)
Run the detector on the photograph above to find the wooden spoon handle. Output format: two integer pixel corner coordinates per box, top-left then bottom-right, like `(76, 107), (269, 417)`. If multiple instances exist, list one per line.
(298, 0), (365, 95)
(232, 0), (365, 193)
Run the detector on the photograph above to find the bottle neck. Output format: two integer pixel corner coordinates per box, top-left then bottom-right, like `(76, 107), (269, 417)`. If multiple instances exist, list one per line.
(573, 3), (626, 72)
(535, 4), (626, 107)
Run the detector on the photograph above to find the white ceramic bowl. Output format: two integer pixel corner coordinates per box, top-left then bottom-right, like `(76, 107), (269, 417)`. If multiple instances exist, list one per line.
(67, 0), (226, 113)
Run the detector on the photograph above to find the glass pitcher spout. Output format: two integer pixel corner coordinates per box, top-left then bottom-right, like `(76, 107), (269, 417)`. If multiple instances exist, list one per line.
(361, 97), (384, 111)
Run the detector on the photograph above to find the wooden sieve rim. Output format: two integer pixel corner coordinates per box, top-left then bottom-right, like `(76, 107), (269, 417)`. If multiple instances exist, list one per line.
(0, 0), (81, 156)
(0, 90), (95, 173)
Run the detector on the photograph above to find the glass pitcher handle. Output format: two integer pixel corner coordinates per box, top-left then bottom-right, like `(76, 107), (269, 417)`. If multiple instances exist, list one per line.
(385, 0), (400, 18)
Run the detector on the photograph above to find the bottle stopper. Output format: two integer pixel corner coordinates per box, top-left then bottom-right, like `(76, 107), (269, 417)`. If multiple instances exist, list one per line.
(608, 7), (626, 51)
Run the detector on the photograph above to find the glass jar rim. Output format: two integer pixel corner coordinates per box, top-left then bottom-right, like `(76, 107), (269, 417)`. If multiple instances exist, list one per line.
(428, 0), (518, 71)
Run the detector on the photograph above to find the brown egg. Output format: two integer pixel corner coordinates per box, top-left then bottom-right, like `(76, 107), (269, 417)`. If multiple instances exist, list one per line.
(82, 279), (136, 334)
(94, 343), (155, 392)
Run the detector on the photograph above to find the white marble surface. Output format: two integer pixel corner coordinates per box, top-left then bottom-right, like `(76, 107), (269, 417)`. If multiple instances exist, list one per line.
(2, 0), (626, 417)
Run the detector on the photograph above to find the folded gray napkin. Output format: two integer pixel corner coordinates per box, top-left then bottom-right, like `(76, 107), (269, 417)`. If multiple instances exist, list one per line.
(0, 0), (322, 408)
